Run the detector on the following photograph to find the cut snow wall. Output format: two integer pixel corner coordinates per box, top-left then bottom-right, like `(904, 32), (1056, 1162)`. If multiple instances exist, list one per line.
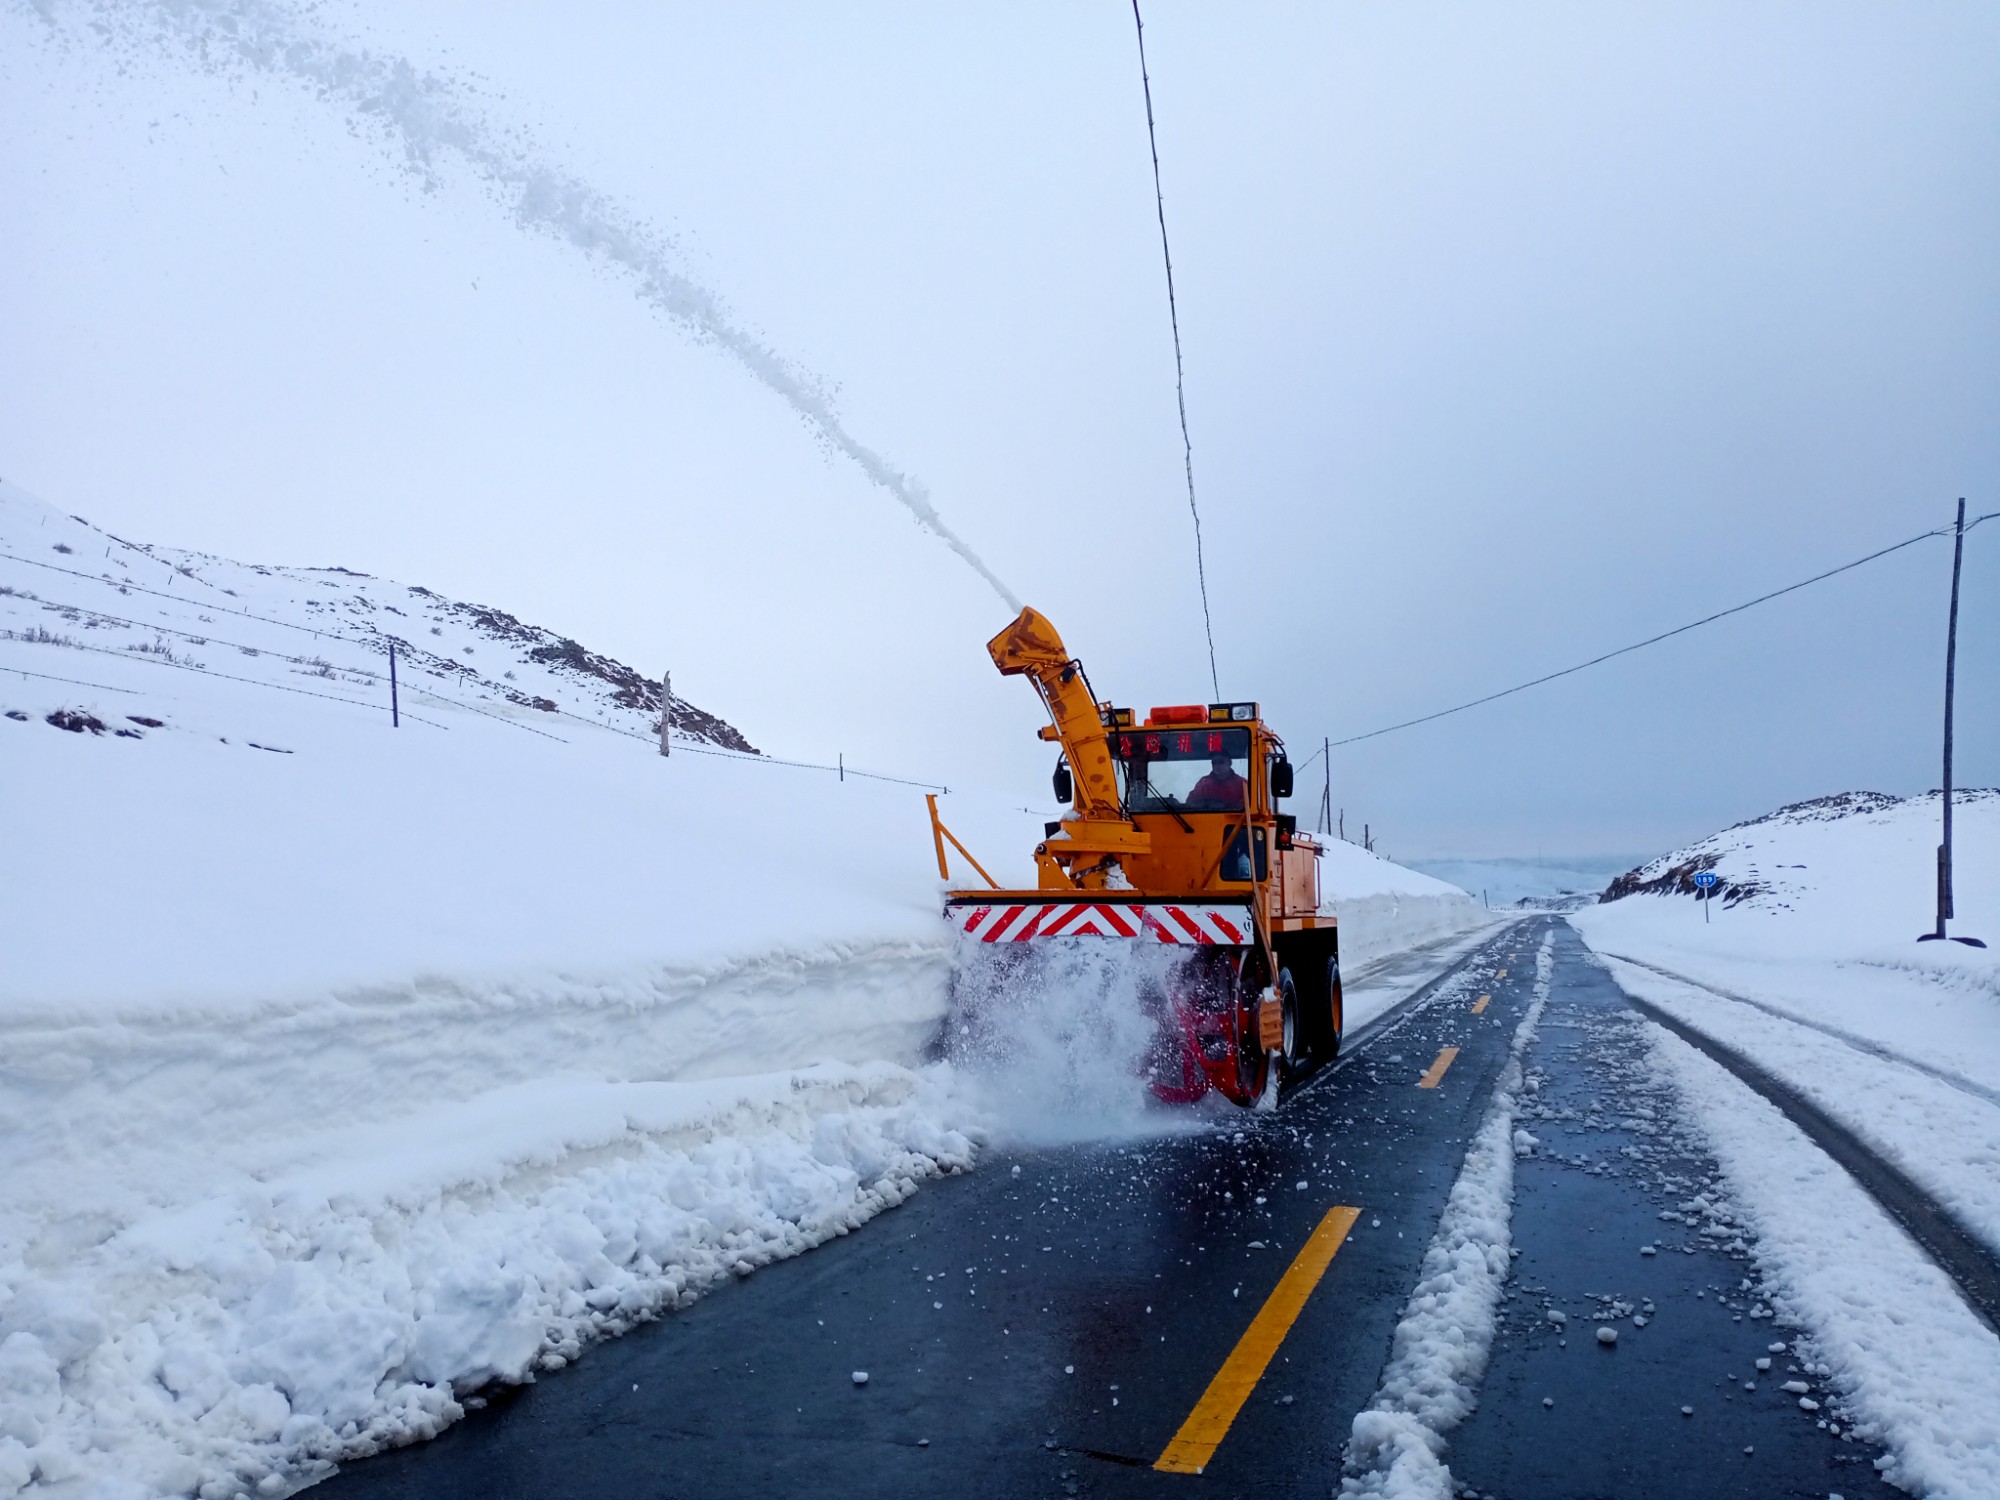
(1331, 890), (1493, 976)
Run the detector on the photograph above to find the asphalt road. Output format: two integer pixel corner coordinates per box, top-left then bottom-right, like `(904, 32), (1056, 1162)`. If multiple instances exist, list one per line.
(315, 919), (1894, 1498)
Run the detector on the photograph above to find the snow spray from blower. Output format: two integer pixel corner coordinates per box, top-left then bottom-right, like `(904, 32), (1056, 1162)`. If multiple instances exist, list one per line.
(33, 0), (1022, 613)
(943, 939), (1217, 1145)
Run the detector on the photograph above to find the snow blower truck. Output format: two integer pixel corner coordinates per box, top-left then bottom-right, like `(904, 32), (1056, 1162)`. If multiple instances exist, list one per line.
(927, 608), (1341, 1107)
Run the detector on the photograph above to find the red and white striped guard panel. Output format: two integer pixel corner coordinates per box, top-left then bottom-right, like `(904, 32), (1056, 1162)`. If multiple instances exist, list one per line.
(952, 902), (1249, 945)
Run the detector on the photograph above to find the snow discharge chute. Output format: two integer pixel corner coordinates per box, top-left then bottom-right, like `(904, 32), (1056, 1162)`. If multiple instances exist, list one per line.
(29, 0), (1022, 614)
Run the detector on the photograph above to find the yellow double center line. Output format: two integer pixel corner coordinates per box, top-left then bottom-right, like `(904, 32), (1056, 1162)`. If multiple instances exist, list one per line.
(1153, 1205), (1362, 1474)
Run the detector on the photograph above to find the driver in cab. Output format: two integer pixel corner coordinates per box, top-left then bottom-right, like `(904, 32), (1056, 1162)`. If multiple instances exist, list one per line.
(1186, 752), (1248, 811)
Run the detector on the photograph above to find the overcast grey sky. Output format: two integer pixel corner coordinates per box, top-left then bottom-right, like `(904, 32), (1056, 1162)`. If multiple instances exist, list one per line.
(5, 0), (1995, 860)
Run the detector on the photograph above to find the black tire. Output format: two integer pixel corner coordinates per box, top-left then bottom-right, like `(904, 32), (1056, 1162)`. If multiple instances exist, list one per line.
(1229, 947), (1270, 1105)
(1325, 955), (1344, 1060)
(1274, 966), (1304, 1083)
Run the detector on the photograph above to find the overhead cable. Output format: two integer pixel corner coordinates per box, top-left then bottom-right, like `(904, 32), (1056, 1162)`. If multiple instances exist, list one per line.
(1131, 0), (1220, 701)
(1330, 517), (1974, 749)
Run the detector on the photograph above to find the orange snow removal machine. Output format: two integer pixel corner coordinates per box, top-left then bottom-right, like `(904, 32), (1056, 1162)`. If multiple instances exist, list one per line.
(927, 607), (1341, 1107)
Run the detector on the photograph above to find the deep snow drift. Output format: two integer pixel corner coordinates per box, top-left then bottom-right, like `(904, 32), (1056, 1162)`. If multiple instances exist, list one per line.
(0, 483), (1492, 1496)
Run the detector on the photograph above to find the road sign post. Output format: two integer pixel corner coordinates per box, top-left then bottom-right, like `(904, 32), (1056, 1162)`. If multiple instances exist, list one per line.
(1693, 869), (1719, 923)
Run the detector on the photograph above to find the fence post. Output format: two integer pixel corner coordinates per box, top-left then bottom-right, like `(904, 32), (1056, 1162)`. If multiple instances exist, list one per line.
(388, 642), (400, 728)
(659, 669), (672, 757)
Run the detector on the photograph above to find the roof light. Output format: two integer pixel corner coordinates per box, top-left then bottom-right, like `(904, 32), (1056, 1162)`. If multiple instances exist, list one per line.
(1209, 702), (1259, 723)
(1147, 704), (1206, 726)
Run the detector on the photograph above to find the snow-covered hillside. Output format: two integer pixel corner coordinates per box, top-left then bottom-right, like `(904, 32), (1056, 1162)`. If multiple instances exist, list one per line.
(0, 478), (752, 754)
(1573, 789), (2000, 1258)
(0, 482), (1499, 1498)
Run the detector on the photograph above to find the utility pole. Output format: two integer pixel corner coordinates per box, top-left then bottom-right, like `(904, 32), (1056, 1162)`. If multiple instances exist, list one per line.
(658, 669), (672, 757)
(1320, 736), (1331, 836)
(1922, 500), (1981, 945)
(388, 643), (399, 728)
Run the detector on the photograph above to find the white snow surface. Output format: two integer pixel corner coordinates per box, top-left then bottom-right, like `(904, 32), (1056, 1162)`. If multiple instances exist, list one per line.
(1649, 1023), (2000, 1500)
(1573, 790), (2000, 1258)
(1573, 789), (2000, 1087)
(1341, 930), (1555, 1498)
(0, 483), (1488, 1495)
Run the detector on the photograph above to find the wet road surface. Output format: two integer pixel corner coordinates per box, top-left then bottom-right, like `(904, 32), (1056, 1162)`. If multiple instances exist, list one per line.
(315, 920), (1894, 1498)
(1450, 924), (1897, 1499)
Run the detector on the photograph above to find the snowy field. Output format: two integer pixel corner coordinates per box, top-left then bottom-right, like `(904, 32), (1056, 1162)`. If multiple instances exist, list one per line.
(1572, 790), (2000, 1253)
(0, 484), (1492, 1497)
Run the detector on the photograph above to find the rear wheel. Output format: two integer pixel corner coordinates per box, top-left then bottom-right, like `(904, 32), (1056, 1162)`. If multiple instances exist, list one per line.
(1326, 955), (1344, 1060)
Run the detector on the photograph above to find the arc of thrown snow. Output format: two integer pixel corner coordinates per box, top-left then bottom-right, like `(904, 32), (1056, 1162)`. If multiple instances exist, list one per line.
(46, 0), (1023, 614)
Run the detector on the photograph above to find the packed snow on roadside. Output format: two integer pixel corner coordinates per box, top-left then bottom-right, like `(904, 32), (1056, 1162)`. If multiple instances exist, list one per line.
(0, 483), (1489, 1496)
(1649, 1026), (2000, 1500)
(1341, 929), (1555, 1498)
(1572, 790), (2000, 1255)
(1316, 840), (1499, 993)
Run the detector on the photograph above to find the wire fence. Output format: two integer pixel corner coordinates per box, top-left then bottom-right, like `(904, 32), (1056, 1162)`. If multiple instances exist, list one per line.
(1, 557), (954, 789)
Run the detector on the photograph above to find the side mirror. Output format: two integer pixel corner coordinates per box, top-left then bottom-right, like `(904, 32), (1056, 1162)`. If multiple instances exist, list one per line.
(1270, 757), (1294, 800)
(1053, 759), (1073, 804)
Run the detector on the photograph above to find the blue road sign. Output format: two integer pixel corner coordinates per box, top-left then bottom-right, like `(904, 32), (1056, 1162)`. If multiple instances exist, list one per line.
(1692, 871), (1719, 889)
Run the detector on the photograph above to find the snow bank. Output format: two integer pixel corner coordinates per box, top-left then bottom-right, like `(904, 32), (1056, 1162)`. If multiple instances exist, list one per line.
(0, 1061), (974, 1498)
(1341, 931), (1555, 1498)
(1597, 956), (2000, 1262)
(1650, 1023), (2000, 1500)
(1317, 838), (1495, 978)
(0, 485), (1493, 1495)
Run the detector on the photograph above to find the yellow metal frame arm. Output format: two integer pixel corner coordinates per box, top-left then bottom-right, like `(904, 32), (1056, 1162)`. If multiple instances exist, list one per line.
(926, 794), (1000, 889)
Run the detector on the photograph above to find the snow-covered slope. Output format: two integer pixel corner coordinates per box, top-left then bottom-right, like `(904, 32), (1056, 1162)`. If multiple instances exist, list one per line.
(1572, 790), (2000, 1254)
(1576, 788), (1999, 1064)
(0, 478), (752, 754)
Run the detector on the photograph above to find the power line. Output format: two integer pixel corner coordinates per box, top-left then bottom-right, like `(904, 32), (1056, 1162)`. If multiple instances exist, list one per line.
(1330, 516), (1987, 750)
(1131, 0), (1220, 702)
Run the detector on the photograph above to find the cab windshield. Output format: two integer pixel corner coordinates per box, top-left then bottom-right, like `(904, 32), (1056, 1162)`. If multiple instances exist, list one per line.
(1110, 726), (1253, 814)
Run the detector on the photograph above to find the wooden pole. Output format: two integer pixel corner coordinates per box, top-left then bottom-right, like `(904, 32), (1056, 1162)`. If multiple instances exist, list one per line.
(659, 669), (672, 757)
(388, 643), (399, 728)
